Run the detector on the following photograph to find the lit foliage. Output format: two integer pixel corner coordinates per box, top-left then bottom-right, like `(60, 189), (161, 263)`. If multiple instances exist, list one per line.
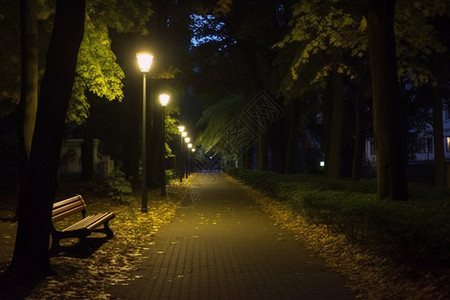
(395, 0), (449, 86)
(67, 0), (153, 124)
(68, 17), (125, 123)
(0, 0), (152, 122)
(274, 0), (367, 82)
(164, 103), (181, 157)
(196, 94), (244, 153)
(276, 0), (449, 86)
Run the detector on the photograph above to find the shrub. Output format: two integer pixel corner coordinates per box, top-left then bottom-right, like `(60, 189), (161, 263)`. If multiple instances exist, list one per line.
(166, 169), (176, 181)
(103, 169), (134, 205)
(227, 168), (450, 269)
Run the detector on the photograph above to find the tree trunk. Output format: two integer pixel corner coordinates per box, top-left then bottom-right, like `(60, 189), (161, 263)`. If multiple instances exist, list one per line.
(366, 0), (408, 200)
(322, 76), (332, 176)
(16, 0), (39, 222)
(329, 71), (344, 178)
(323, 70), (344, 178)
(270, 116), (287, 173)
(243, 146), (253, 169)
(284, 101), (299, 174)
(352, 60), (366, 180)
(257, 133), (268, 171)
(432, 59), (445, 188)
(8, 0), (85, 282)
(19, 0), (38, 160)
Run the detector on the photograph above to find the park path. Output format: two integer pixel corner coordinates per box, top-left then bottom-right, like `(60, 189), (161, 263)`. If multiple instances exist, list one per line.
(108, 173), (355, 299)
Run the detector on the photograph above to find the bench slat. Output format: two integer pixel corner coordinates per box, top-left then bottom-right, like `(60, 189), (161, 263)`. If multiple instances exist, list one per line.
(86, 213), (115, 231)
(62, 213), (113, 232)
(52, 203), (85, 221)
(62, 214), (99, 231)
(52, 195), (84, 210)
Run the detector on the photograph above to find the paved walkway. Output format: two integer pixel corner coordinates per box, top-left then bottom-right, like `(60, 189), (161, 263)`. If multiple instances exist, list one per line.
(108, 173), (355, 299)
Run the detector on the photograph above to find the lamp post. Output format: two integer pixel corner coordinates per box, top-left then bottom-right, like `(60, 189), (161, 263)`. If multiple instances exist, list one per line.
(178, 126), (185, 182)
(180, 131), (187, 182)
(136, 52), (153, 213)
(159, 93), (170, 197)
(184, 137), (191, 179)
(187, 143), (193, 178)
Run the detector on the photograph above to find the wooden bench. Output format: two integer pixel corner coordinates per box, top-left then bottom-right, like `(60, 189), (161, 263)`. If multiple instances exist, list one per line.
(50, 195), (115, 255)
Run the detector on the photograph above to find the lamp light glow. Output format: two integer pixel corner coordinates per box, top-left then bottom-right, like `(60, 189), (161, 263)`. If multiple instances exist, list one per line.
(136, 53), (153, 72)
(159, 94), (170, 106)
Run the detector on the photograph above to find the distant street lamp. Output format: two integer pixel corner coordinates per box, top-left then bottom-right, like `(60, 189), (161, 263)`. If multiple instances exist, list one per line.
(159, 93), (170, 197)
(136, 52), (153, 213)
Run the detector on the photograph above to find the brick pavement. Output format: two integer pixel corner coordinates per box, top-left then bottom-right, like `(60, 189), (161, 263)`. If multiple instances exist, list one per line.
(107, 173), (356, 299)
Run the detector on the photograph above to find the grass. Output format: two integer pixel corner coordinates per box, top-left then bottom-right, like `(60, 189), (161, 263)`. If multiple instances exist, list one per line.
(226, 168), (450, 272)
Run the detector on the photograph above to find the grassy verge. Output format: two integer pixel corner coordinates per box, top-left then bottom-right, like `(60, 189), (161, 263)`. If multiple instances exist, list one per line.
(226, 170), (450, 298)
(226, 168), (450, 272)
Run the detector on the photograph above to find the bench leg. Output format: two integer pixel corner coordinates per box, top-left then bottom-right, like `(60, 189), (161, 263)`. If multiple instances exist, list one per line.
(92, 221), (114, 238)
(49, 234), (62, 255)
(103, 221), (114, 238)
(77, 236), (92, 256)
(49, 232), (92, 256)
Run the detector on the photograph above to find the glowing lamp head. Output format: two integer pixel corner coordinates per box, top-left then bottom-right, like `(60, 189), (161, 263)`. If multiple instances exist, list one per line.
(188, 143), (193, 149)
(178, 125), (185, 133)
(159, 94), (170, 107)
(136, 53), (153, 72)
(185, 137), (190, 143)
(182, 131), (187, 137)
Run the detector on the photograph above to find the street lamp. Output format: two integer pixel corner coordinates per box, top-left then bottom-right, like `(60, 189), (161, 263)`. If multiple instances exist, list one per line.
(178, 126), (185, 182)
(136, 52), (153, 213)
(159, 93), (170, 197)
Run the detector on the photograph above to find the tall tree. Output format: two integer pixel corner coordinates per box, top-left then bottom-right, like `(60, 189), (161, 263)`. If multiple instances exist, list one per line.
(6, 0), (85, 283)
(366, 0), (407, 200)
(323, 69), (344, 177)
(275, 0), (368, 178)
